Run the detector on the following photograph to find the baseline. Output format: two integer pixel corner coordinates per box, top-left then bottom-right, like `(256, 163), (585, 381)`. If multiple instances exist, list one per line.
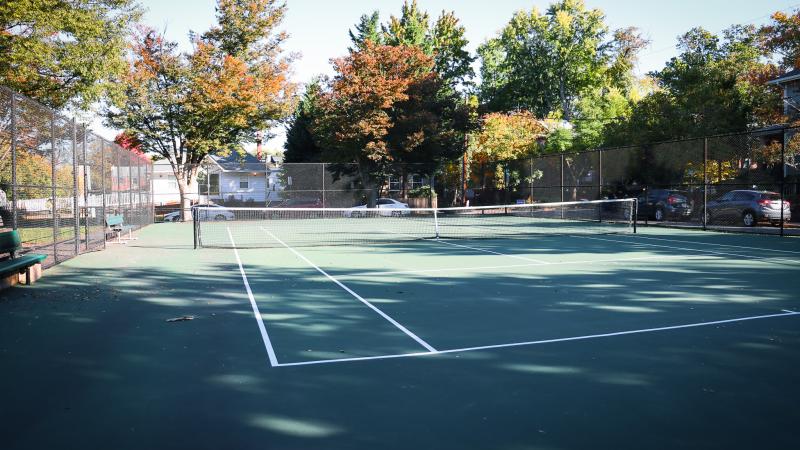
(276, 310), (800, 367)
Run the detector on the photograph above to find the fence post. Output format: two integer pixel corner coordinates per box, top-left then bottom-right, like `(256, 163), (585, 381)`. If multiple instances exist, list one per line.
(703, 138), (708, 231)
(72, 119), (80, 256)
(781, 128), (786, 237)
(597, 149), (603, 221)
(83, 128), (89, 250)
(51, 111), (58, 263)
(10, 90), (18, 230)
(321, 163), (326, 208)
(101, 140), (106, 249)
(560, 154), (565, 219)
(529, 157), (533, 203)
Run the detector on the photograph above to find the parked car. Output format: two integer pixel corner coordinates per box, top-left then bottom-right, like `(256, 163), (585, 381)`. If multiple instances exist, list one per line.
(344, 198), (411, 217)
(637, 189), (693, 221)
(163, 211), (182, 222)
(191, 204), (236, 221)
(706, 190), (791, 227)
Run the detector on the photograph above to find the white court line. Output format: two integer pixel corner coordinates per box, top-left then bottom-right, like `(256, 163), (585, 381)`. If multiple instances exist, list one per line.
(576, 235), (800, 266)
(392, 231), (549, 264)
(344, 253), (697, 278)
(227, 227), (279, 367)
(623, 233), (800, 256)
(261, 227), (438, 353)
(276, 310), (800, 367)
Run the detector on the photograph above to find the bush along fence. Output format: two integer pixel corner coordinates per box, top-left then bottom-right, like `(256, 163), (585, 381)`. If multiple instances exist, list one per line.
(0, 86), (154, 268)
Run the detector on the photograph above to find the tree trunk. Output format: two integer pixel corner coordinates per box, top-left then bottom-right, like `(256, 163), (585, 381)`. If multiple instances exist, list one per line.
(178, 167), (199, 221)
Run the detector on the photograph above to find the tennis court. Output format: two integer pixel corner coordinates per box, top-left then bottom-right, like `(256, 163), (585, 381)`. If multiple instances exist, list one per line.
(2, 201), (800, 449)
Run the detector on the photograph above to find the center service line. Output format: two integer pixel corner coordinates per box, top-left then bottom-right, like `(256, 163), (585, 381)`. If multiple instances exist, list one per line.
(227, 227), (279, 367)
(260, 227), (438, 353)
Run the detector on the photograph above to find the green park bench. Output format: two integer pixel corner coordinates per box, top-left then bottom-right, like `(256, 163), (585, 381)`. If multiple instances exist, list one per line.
(105, 214), (138, 244)
(0, 230), (47, 290)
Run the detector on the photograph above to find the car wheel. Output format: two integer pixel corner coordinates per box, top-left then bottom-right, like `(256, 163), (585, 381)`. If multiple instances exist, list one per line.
(214, 214), (226, 221)
(742, 211), (756, 227)
(654, 207), (665, 222)
(391, 211), (402, 217)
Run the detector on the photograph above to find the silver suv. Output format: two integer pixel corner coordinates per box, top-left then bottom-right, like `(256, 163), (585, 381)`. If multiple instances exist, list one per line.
(706, 190), (791, 227)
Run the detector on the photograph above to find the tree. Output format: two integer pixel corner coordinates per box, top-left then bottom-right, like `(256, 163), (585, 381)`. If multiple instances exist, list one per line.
(0, 0), (141, 110)
(761, 9), (800, 70)
(107, 0), (295, 219)
(472, 112), (548, 161)
(478, 0), (645, 119)
(605, 25), (778, 145)
(284, 79), (325, 162)
(349, 11), (383, 51)
(313, 42), (472, 195)
(347, 1), (475, 91)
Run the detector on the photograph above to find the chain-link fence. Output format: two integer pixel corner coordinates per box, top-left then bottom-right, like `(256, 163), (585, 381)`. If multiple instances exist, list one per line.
(145, 121), (797, 237)
(442, 126), (798, 236)
(0, 86), (154, 268)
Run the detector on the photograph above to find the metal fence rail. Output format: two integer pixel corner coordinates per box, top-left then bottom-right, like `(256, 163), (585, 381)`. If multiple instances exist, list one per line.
(0, 86), (154, 268)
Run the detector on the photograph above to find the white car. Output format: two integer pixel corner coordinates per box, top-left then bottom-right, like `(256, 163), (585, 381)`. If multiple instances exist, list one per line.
(344, 198), (411, 217)
(191, 204), (236, 221)
(163, 211), (182, 222)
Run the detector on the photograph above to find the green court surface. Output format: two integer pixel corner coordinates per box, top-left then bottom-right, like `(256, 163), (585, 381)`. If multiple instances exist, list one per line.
(2, 223), (800, 449)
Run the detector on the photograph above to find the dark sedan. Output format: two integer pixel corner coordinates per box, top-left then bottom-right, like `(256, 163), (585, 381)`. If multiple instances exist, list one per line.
(638, 189), (693, 221)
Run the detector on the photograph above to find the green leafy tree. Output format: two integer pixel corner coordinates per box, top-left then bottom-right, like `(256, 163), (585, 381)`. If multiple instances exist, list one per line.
(284, 79), (325, 162)
(0, 0), (141, 109)
(478, 0), (645, 120)
(348, 11), (383, 51)
(606, 26), (778, 145)
(107, 0), (295, 218)
(348, 1), (475, 91)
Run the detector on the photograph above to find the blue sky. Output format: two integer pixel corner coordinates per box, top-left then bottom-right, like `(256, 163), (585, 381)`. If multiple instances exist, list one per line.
(94, 0), (800, 146)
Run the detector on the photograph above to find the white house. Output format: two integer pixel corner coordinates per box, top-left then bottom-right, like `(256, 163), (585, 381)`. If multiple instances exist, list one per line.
(203, 153), (283, 204)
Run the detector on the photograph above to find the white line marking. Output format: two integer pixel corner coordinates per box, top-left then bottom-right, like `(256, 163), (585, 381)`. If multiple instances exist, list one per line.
(392, 231), (549, 264)
(276, 310), (800, 367)
(624, 233), (800, 256)
(576, 235), (800, 266)
(343, 254), (699, 278)
(227, 227), (279, 367)
(261, 227), (437, 353)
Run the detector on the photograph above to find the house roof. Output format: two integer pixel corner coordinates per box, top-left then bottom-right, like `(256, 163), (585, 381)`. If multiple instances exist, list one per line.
(208, 153), (266, 172)
(767, 68), (800, 85)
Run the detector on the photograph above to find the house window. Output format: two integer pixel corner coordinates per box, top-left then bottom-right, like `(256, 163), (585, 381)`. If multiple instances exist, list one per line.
(239, 178), (249, 190)
(167, 181), (178, 191)
(197, 173), (220, 195)
(409, 174), (427, 190)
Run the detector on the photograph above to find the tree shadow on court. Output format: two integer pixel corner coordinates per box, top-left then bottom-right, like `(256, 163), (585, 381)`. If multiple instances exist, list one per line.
(1, 231), (799, 450)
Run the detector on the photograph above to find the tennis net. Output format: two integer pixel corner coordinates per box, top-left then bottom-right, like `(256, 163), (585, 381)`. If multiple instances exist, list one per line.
(193, 199), (636, 249)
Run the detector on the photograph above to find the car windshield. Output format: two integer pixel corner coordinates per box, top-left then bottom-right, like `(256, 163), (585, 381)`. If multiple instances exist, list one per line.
(761, 193), (781, 201)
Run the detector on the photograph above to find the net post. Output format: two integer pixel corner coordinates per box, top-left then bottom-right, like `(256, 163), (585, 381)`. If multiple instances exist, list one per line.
(193, 207), (199, 249)
(633, 198), (637, 234)
(433, 208), (440, 239)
